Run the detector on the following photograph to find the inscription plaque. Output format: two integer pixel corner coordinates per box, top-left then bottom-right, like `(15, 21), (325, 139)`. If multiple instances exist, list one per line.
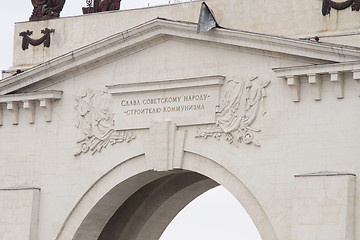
(106, 76), (225, 130)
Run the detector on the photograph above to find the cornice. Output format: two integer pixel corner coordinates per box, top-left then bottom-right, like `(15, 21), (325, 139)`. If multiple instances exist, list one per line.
(106, 75), (225, 94)
(273, 61), (360, 76)
(1, 18), (360, 95)
(0, 90), (63, 125)
(0, 90), (62, 103)
(273, 61), (360, 101)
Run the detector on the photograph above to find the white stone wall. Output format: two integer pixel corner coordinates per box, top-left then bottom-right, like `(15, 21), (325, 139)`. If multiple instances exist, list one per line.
(11, 0), (360, 69)
(0, 188), (40, 240)
(292, 173), (356, 240)
(1, 1), (360, 239)
(1, 35), (360, 239)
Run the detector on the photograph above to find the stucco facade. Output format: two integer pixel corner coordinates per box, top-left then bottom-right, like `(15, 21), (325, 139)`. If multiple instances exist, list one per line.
(1, 0), (360, 239)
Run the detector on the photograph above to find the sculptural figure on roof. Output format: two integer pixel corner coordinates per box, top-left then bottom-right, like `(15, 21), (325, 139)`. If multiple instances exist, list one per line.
(82, 0), (121, 14)
(322, 0), (360, 15)
(29, 0), (66, 21)
(99, 0), (121, 11)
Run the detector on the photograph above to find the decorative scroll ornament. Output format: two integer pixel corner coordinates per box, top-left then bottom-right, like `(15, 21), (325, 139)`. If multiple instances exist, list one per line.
(196, 77), (270, 147)
(19, 28), (55, 51)
(322, 0), (360, 15)
(30, 0), (66, 21)
(74, 89), (135, 156)
(82, 0), (121, 14)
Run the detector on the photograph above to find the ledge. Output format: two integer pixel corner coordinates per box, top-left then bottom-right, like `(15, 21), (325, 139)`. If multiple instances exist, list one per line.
(273, 61), (360, 76)
(0, 90), (63, 125)
(295, 171), (356, 177)
(106, 75), (225, 94)
(273, 61), (360, 101)
(0, 187), (41, 191)
(2, 18), (360, 95)
(0, 90), (62, 103)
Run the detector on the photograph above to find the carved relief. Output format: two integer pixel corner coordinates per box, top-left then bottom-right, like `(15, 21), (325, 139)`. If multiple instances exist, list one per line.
(19, 28), (55, 50)
(322, 0), (360, 15)
(74, 89), (135, 156)
(196, 77), (270, 147)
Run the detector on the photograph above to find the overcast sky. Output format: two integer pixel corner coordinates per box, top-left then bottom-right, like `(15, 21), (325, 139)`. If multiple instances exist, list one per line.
(0, 0), (189, 72)
(0, 1), (261, 239)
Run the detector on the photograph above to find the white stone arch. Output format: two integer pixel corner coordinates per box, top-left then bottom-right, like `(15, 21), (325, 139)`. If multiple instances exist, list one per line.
(56, 151), (277, 240)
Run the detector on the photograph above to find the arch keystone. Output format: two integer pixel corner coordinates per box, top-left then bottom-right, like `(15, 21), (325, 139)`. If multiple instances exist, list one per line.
(143, 121), (187, 171)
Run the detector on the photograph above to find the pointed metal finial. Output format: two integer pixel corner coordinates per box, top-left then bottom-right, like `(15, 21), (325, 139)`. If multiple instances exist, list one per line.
(197, 2), (219, 33)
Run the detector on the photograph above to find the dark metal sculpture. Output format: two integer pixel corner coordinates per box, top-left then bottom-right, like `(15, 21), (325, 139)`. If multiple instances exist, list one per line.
(19, 28), (55, 50)
(29, 0), (66, 21)
(82, 0), (121, 14)
(322, 0), (360, 15)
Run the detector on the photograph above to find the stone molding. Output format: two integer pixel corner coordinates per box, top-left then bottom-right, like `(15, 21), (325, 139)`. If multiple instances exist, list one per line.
(0, 90), (62, 126)
(295, 171), (356, 177)
(2, 18), (360, 95)
(0, 187), (41, 191)
(273, 61), (360, 101)
(106, 75), (224, 94)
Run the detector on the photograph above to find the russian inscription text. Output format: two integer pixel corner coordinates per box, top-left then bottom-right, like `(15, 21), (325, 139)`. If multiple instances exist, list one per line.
(106, 76), (224, 129)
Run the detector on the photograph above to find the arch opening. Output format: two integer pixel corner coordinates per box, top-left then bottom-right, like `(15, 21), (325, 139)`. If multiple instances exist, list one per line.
(98, 171), (219, 240)
(58, 153), (277, 240)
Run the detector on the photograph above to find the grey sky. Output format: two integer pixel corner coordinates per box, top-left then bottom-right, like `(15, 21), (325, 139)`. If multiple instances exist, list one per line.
(160, 186), (262, 239)
(0, 1), (261, 239)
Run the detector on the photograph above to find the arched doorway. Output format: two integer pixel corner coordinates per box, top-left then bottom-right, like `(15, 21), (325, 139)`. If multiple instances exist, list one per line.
(56, 153), (277, 240)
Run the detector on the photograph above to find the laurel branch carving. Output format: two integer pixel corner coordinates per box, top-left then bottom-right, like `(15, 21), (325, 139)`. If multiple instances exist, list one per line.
(196, 77), (270, 147)
(74, 89), (135, 156)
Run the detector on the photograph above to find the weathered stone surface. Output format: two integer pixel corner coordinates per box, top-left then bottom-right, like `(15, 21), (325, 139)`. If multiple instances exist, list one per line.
(292, 173), (356, 240)
(1, 1), (360, 240)
(0, 188), (40, 240)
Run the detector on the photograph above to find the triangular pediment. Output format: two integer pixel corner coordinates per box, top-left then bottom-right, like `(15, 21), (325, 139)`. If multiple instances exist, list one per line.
(1, 18), (360, 95)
